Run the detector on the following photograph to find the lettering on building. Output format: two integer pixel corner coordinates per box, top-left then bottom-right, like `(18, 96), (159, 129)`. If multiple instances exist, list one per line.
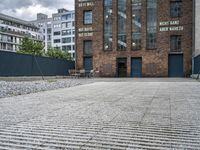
(159, 20), (183, 32)
(78, 0), (94, 7)
(78, 27), (94, 37)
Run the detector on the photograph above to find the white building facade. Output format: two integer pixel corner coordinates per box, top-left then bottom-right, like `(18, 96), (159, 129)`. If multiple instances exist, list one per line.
(31, 9), (75, 59)
(193, 0), (200, 75)
(0, 13), (42, 52)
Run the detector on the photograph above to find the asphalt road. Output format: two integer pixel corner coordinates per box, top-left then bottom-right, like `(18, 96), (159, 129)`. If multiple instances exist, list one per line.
(0, 78), (200, 149)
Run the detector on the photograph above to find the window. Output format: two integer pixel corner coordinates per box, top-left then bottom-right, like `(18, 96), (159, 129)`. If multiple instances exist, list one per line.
(170, 0), (182, 18)
(53, 16), (61, 21)
(72, 13), (75, 19)
(62, 14), (71, 20)
(62, 37), (71, 43)
(54, 39), (60, 43)
(132, 33), (141, 50)
(62, 45), (71, 51)
(147, 0), (157, 49)
(132, 0), (142, 50)
(62, 22), (72, 28)
(170, 35), (182, 52)
(53, 31), (61, 36)
(104, 0), (112, 51)
(72, 21), (75, 27)
(47, 28), (51, 34)
(53, 24), (61, 28)
(84, 40), (92, 55)
(118, 0), (127, 50)
(84, 11), (92, 25)
(62, 30), (71, 36)
(47, 35), (51, 41)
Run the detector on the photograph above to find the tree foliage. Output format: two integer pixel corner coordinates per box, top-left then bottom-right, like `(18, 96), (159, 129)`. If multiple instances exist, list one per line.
(17, 37), (71, 60)
(17, 37), (45, 56)
(46, 47), (71, 60)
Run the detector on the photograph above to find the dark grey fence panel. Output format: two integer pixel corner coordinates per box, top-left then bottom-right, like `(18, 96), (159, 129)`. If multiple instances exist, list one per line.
(194, 55), (200, 74)
(0, 51), (75, 76)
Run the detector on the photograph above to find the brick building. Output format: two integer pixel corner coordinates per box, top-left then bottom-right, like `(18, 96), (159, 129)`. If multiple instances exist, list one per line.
(75, 0), (193, 77)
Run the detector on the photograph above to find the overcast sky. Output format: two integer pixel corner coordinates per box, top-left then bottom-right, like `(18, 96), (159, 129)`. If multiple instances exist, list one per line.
(0, 0), (74, 21)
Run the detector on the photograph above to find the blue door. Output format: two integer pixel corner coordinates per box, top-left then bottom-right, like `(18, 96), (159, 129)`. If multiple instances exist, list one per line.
(169, 54), (184, 77)
(131, 58), (142, 77)
(84, 57), (93, 72)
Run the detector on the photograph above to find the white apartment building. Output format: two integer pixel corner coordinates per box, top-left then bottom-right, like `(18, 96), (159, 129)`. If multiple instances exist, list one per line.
(193, 0), (200, 75)
(31, 9), (75, 59)
(0, 13), (42, 52)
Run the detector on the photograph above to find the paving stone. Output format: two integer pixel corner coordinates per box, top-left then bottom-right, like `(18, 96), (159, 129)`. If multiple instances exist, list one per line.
(0, 78), (199, 149)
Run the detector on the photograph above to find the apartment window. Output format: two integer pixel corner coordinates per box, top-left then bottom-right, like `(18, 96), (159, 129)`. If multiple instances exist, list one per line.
(62, 22), (72, 28)
(72, 21), (75, 27)
(62, 37), (71, 43)
(132, 0), (142, 50)
(72, 13), (75, 19)
(53, 24), (61, 28)
(84, 11), (92, 25)
(117, 0), (127, 50)
(147, 0), (157, 49)
(47, 35), (51, 41)
(54, 31), (61, 36)
(62, 14), (71, 20)
(62, 45), (71, 51)
(54, 39), (60, 43)
(53, 16), (61, 21)
(104, 0), (112, 51)
(62, 30), (71, 36)
(170, 35), (181, 52)
(170, 0), (182, 18)
(84, 40), (92, 55)
(47, 28), (51, 34)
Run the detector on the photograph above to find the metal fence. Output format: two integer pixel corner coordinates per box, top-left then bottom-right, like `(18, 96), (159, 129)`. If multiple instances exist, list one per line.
(0, 51), (75, 76)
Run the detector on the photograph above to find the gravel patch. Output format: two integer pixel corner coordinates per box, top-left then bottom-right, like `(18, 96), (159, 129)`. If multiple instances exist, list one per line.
(0, 79), (94, 99)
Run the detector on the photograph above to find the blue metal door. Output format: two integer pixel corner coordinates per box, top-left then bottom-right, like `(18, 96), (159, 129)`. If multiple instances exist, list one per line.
(169, 54), (184, 77)
(131, 58), (142, 77)
(84, 57), (93, 72)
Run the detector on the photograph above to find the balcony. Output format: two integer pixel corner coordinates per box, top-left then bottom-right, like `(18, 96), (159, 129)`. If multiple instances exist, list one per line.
(0, 28), (43, 41)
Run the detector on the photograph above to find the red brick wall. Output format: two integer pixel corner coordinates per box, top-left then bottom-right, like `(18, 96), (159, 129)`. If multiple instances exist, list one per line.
(75, 0), (193, 77)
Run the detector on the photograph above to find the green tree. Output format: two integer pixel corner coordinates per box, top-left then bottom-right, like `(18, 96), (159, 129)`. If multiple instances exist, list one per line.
(46, 47), (71, 60)
(17, 37), (45, 56)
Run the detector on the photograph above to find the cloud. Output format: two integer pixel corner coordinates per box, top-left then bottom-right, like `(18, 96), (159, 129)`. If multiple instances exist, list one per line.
(0, 0), (74, 20)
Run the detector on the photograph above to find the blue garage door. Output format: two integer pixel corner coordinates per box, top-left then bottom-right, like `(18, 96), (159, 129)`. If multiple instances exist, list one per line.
(169, 54), (184, 77)
(131, 58), (142, 77)
(84, 57), (93, 72)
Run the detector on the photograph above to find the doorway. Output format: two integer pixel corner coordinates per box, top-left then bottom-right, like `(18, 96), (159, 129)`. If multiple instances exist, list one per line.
(117, 58), (127, 77)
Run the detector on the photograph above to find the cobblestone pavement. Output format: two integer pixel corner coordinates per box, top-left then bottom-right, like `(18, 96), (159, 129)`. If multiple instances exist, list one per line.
(0, 79), (200, 149)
